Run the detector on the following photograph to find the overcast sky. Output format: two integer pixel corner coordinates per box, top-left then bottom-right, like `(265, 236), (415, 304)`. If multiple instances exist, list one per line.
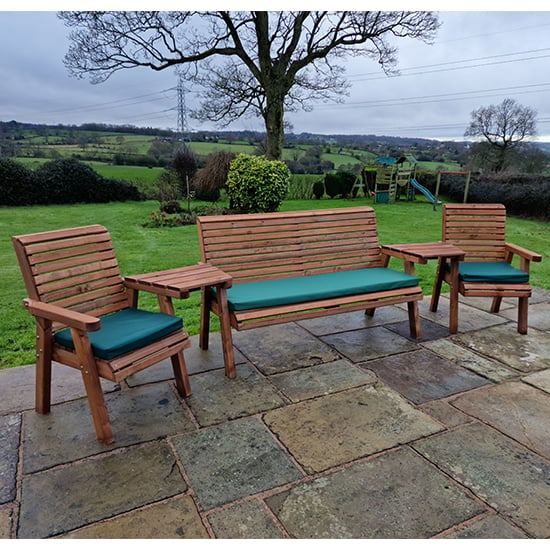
(1, 7), (550, 141)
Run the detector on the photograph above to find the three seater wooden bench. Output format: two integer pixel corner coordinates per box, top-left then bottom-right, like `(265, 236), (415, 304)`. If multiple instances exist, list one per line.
(196, 206), (424, 377)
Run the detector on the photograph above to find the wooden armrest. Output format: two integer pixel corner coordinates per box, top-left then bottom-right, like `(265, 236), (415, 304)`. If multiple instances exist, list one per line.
(23, 299), (101, 332)
(505, 243), (542, 262)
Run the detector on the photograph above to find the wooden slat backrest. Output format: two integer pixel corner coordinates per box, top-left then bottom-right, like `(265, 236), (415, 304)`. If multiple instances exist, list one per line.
(197, 207), (384, 284)
(442, 203), (507, 262)
(12, 225), (129, 328)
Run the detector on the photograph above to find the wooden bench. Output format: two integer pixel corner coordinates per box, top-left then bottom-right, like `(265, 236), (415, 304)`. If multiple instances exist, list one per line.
(196, 206), (424, 378)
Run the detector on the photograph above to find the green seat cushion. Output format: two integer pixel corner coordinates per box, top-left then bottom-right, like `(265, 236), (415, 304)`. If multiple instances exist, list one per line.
(54, 308), (183, 360)
(225, 267), (419, 311)
(458, 261), (529, 283)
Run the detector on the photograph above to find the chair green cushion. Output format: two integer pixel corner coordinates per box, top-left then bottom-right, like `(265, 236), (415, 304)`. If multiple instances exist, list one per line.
(225, 267), (419, 311)
(54, 308), (183, 360)
(458, 261), (529, 283)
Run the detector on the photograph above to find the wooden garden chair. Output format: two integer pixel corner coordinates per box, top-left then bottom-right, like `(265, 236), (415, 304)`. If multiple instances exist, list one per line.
(431, 204), (542, 334)
(12, 225), (192, 445)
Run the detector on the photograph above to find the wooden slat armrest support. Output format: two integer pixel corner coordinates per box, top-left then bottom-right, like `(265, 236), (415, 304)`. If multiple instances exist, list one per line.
(380, 246), (428, 264)
(505, 243), (543, 262)
(23, 298), (101, 332)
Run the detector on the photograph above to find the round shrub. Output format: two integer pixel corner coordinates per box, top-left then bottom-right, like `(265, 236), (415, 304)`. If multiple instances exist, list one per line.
(0, 158), (37, 205)
(226, 154), (290, 213)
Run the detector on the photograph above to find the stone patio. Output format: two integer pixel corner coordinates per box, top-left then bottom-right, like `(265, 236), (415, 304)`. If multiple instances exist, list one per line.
(1, 290), (549, 539)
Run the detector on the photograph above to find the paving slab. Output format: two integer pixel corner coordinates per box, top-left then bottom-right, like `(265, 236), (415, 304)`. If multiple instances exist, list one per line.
(413, 423), (550, 538)
(523, 368), (550, 393)
(297, 306), (408, 336)
(452, 325), (550, 373)
(232, 323), (339, 375)
(0, 506), (13, 538)
(126, 334), (248, 386)
(18, 441), (187, 539)
(498, 301), (550, 331)
(0, 415), (20, 505)
(419, 401), (473, 428)
(320, 326), (418, 363)
(422, 339), (517, 382)
(364, 349), (489, 404)
(451, 381), (550, 459)
(265, 447), (485, 538)
(171, 417), (303, 510)
(269, 359), (376, 403)
(0, 362), (117, 415)
(185, 363), (287, 426)
(415, 297), (507, 332)
(207, 499), (283, 539)
(22, 382), (196, 474)
(60, 496), (208, 539)
(444, 515), (528, 539)
(263, 384), (443, 474)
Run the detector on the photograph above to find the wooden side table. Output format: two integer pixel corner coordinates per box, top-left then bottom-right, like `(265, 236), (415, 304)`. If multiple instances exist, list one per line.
(381, 242), (465, 333)
(125, 263), (234, 368)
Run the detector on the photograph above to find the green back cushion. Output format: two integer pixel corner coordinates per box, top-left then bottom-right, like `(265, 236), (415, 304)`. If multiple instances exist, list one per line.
(458, 262), (529, 283)
(226, 267), (419, 311)
(54, 308), (183, 360)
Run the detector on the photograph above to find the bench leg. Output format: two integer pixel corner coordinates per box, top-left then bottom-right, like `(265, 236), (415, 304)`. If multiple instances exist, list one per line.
(171, 350), (192, 397)
(365, 308), (375, 317)
(217, 287), (236, 378)
(490, 296), (503, 313)
(407, 301), (422, 339)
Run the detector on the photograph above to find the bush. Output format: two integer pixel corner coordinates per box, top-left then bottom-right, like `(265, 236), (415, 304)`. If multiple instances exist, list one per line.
(0, 158), (37, 205)
(324, 171), (356, 198)
(226, 154), (290, 213)
(312, 180), (325, 199)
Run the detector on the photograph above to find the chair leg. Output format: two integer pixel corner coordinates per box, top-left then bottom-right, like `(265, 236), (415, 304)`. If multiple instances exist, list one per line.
(171, 351), (192, 397)
(35, 319), (53, 414)
(216, 287), (236, 378)
(518, 297), (529, 334)
(407, 301), (422, 339)
(71, 328), (114, 445)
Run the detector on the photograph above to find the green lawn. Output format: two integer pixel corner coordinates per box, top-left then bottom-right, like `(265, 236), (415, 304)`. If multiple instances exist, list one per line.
(1, 197), (548, 369)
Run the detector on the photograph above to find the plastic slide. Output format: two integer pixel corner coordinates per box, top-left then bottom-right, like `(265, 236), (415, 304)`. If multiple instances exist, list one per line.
(410, 178), (442, 205)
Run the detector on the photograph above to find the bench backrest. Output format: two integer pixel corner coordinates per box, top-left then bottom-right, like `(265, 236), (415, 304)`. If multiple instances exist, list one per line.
(196, 207), (385, 284)
(12, 225), (129, 330)
(442, 203), (507, 262)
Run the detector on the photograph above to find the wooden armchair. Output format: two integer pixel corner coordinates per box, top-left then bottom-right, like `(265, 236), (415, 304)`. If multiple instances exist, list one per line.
(431, 204), (542, 334)
(12, 225), (192, 445)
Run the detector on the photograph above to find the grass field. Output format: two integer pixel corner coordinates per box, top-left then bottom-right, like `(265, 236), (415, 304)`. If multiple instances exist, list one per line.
(1, 197), (548, 369)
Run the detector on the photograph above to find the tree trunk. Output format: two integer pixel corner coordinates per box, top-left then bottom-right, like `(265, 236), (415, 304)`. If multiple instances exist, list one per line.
(264, 94), (285, 161)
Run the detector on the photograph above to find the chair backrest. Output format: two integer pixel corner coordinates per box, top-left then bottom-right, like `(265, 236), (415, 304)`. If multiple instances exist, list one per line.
(12, 225), (129, 330)
(442, 203), (507, 262)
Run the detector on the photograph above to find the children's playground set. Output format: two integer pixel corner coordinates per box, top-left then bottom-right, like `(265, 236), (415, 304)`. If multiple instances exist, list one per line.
(353, 155), (471, 209)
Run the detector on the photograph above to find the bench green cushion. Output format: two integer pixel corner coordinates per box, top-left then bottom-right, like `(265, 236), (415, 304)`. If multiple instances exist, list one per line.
(225, 267), (419, 311)
(54, 307), (183, 360)
(458, 261), (529, 283)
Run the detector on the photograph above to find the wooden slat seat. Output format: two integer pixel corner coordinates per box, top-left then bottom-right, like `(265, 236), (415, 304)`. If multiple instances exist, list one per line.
(196, 207), (424, 377)
(12, 225), (192, 445)
(431, 204), (542, 334)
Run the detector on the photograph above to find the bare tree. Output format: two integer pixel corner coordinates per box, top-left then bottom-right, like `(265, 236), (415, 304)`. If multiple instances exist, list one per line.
(465, 98), (537, 172)
(59, 11), (439, 160)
